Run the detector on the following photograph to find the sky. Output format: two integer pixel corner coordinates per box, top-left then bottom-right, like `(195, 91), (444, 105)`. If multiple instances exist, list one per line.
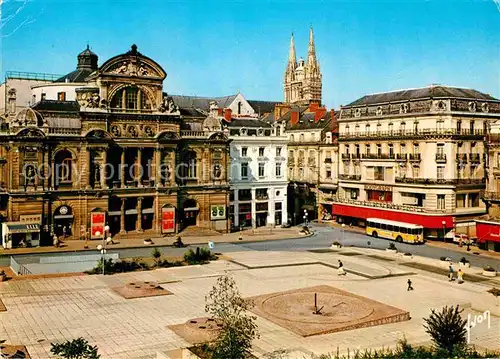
(0, 0), (499, 109)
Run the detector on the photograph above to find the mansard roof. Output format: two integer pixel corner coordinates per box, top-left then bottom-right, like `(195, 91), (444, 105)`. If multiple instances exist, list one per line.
(171, 94), (238, 112)
(223, 118), (272, 128)
(55, 69), (94, 83)
(32, 100), (80, 113)
(346, 85), (498, 107)
(247, 100), (282, 115)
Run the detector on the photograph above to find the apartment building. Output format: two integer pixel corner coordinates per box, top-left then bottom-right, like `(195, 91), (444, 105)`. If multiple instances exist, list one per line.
(334, 85), (500, 239)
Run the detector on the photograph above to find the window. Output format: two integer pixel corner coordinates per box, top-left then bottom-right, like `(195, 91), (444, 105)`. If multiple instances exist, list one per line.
(345, 125), (350, 134)
(469, 193), (480, 207)
(437, 121), (444, 130)
(241, 147), (247, 157)
(413, 121), (419, 132)
(41, 93), (46, 100)
(355, 145), (360, 157)
(413, 144), (420, 154)
(388, 123), (393, 132)
(299, 167), (304, 177)
(437, 166), (444, 179)
(258, 163), (265, 177)
(437, 194), (445, 210)
(345, 145), (350, 156)
(241, 163), (248, 178)
(389, 144), (394, 157)
(400, 144), (406, 154)
(355, 124), (360, 133)
(400, 122), (406, 132)
(256, 188), (268, 200)
(275, 163), (282, 177)
(365, 144), (370, 156)
(299, 134), (305, 142)
(188, 158), (197, 178)
(374, 166), (384, 181)
(470, 120), (475, 133)
(259, 147), (265, 157)
(456, 194), (465, 208)
(57, 92), (66, 101)
(276, 147), (282, 157)
(377, 144), (382, 156)
(237, 101), (242, 115)
(457, 120), (462, 133)
(326, 170), (332, 178)
(413, 166), (419, 178)
(366, 124), (370, 132)
(276, 127), (281, 136)
(275, 202), (282, 211)
(238, 189), (252, 201)
(437, 144), (444, 155)
(377, 123), (382, 132)
(289, 150), (294, 159)
(290, 134), (295, 142)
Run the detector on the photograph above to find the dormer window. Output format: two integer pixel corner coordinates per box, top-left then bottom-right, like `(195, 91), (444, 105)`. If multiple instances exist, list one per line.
(57, 92), (66, 101)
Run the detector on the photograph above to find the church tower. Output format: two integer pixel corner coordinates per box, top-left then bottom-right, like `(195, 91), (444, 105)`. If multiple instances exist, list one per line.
(284, 28), (322, 105)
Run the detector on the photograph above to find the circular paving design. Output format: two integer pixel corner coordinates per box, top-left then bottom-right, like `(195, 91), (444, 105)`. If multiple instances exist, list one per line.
(261, 290), (374, 324)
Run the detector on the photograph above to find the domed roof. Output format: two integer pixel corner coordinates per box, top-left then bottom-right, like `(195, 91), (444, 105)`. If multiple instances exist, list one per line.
(55, 45), (98, 83)
(14, 108), (43, 126)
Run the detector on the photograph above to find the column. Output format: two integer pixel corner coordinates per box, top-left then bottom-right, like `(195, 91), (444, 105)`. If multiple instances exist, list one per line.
(121, 89), (126, 109)
(86, 147), (92, 189)
(50, 160), (55, 190)
(120, 198), (126, 234)
(120, 149), (126, 188)
(234, 189), (239, 227)
(137, 148), (143, 187)
(136, 197), (143, 232)
(155, 148), (161, 187)
(251, 187), (256, 229)
(101, 149), (107, 189)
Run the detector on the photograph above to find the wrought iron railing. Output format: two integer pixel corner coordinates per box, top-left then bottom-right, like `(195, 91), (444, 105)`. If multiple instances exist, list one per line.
(395, 177), (485, 185)
(339, 128), (485, 139)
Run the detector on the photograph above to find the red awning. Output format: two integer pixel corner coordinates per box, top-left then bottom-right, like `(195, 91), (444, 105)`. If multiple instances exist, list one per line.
(475, 220), (500, 243)
(332, 204), (454, 228)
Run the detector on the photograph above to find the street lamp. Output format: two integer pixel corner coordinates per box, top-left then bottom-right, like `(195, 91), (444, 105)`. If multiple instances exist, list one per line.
(303, 209), (308, 227)
(96, 230), (106, 275)
(442, 221), (446, 243)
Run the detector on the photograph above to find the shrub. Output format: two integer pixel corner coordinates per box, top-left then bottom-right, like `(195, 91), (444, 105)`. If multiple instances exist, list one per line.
(184, 247), (216, 265)
(483, 265), (496, 272)
(157, 259), (184, 268)
(151, 248), (161, 266)
(459, 257), (469, 264)
(487, 287), (500, 297)
(85, 258), (147, 275)
(332, 241), (341, 246)
(50, 338), (100, 359)
(388, 243), (397, 250)
(423, 305), (467, 354)
(404, 252), (412, 256)
(439, 256), (447, 261)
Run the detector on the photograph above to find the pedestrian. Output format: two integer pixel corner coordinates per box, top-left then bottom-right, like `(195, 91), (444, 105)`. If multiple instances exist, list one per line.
(53, 234), (59, 248)
(62, 226), (67, 239)
(457, 269), (464, 284)
(407, 279), (414, 291)
(337, 260), (346, 276)
(448, 264), (455, 281)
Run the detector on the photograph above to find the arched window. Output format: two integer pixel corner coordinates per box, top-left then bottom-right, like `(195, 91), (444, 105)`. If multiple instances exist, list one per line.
(188, 152), (197, 179)
(110, 86), (151, 110)
(290, 134), (295, 142)
(55, 150), (73, 185)
(299, 134), (305, 142)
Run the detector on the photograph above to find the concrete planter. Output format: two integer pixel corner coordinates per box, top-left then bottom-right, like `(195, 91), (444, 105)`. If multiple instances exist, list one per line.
(144, 239), (153, 245)
(331, 244), (342, 250)
(482, 270), (497, 277)
(459, 262), (471, 268)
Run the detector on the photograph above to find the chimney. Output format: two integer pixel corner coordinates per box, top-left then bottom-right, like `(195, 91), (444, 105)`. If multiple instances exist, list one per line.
(309, 102), (319, 112)
(224, 108), (232, 122)
(290, 111), (299, 126)
(331, 109), (338, 134)
(314, 106), (327, 122)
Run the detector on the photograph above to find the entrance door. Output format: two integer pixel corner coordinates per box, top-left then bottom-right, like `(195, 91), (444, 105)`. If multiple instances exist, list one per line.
(184, 210), (198, 226)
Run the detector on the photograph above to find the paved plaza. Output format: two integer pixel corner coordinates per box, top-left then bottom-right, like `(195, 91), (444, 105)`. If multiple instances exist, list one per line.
(0, 246), (499, 358)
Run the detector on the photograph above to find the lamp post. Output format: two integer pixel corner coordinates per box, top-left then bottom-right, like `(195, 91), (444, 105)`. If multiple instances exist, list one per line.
(442, 221), (446, 243)
(303, 209), (308, 227)
(96, 229), (107, 275)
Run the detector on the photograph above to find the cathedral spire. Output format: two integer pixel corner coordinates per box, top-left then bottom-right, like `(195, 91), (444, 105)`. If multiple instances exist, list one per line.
(307, 27), (318, 68)
(286, 33), (297, 73)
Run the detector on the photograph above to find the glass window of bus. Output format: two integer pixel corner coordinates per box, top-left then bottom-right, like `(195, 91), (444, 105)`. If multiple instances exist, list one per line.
(387, 225), (393, 231)
(367, 221), (372, 227)
(401, 227), (407, 234)
(381, 223), (387, 230)
(394, 226), (399, 233)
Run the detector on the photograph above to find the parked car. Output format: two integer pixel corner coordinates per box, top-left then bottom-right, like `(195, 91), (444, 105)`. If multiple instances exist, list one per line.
(453, 233), (470, 244)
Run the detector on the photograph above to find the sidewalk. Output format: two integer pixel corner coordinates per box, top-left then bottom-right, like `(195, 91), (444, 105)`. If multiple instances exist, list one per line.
(0, 226), (309, 256)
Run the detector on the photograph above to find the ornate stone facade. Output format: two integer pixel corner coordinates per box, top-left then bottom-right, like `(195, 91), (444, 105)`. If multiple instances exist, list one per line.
(0, 45), (231, 247)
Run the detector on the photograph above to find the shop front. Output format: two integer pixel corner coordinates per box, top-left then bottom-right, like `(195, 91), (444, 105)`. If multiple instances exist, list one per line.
(1, 222), (41, 248)
(475, 219), (500, 252)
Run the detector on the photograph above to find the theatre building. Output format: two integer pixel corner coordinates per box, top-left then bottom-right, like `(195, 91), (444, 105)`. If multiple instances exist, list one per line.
(0, 45), (231, 248)
(333, 86), (500, 239)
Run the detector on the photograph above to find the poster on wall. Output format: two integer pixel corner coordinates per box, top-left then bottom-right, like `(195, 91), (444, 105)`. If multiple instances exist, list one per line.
(162, 207), (176, 233)
(211, 205), (226, 220)
(90, 212), (106, 239)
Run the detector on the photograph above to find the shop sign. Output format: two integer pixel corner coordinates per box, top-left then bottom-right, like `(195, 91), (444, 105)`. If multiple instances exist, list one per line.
(161, 207), (176, 233)
(90, 212), (106, 239)
(211, 205), (226, 220)
(365, 184), (392, 192)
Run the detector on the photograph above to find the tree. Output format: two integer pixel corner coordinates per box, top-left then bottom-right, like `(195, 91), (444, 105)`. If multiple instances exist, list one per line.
(205, 275), (259, 359)
(50, 338), (100, 359)
(423, 305), (467, 354)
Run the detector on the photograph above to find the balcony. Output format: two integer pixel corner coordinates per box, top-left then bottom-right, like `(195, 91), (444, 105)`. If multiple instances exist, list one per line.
(435, 153), (447, 163)
(361, 153), (394, 160)
(469, 153), (481, 164)
(341, 153), (350, 161)
(180, 131), (206, 138)
(396, 153), (407, 161)
(340, 174), (361, 181)
(408, 153), (421, 161)
(456, 154), (468, 163)
(395, 177), (485, 186)
(339, 128), (485, 141)
(48, 128), (81, 136)
(352, 153), (361, 160)
(331, 196), (434, 213)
